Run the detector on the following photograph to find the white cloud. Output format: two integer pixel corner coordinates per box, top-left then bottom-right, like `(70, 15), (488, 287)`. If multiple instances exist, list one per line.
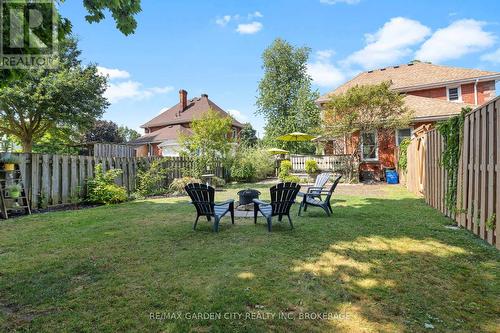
(481, 48), (500, 64)
(416, 19), (496, 63)
(97, 66), (130, 79)
(307, 50), (346, 88)
(320, 0), (361, 5)
(236, 21), (263, 35)
(248, 11), (263, 19)
(215, 15), (232, 27)
(343, 17), (431, 70)
(228, 109), (248, 123)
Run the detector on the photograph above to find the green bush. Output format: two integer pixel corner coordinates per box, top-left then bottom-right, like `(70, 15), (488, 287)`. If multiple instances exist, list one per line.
(169, 177), (202, 195)
(136, 159), (170, 196)
(281, 175), (300, 183)
(230, 160), (256, 182)
(278, 160), (293, 181)
(87, 164), (128, 205)
(211, 176), (226, 188)
(397, 138), (411, 171)
(305, 160), (319, 174)
(230, 147), (274, 182)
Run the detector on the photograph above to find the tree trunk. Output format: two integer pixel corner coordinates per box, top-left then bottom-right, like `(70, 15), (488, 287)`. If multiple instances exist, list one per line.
(21, 139), (33, 153)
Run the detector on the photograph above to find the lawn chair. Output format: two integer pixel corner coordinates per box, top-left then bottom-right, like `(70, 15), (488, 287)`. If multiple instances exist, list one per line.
(253, 182), (301, 232)
(298, 175), (342, 217)
(185, 183), (234, 232)
(297, 172), (332, 201)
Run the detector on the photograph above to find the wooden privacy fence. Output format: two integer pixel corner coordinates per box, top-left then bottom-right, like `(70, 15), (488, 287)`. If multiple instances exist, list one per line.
(404, 96), (499, 248)
(7, 154), (224, 210)
(290, 154), (350, 172)
(457, 97), (499, 248)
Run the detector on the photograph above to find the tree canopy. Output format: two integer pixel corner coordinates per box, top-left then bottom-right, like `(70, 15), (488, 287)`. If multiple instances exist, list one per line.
(256, 38), (320, 153)
(239, 123), (258, 147)
(179, 109), (233, 176)
(0, 39), (109, 152)
(323, 82), (413, 137)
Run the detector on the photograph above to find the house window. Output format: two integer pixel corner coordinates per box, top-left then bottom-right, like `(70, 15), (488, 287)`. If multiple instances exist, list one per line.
(231, 128), (238, 140)
(361, 131), (378, 161)
(396, 128), (412, 146)
(447, 86), (461, 102)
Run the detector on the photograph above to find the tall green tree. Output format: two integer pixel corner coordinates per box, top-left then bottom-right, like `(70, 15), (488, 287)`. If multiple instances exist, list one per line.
(179, 109), (233, 177)
(0, 39), (109, 152)
(84, 120), (122, 143)
(256, 38), (320, 153)
(118, 125), (141, 142)
(239, 123), (258, 147)
(323, 82), (413, 181)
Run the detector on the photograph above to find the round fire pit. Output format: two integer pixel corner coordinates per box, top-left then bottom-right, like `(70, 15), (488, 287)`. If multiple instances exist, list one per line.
(237, 188), (261, 211)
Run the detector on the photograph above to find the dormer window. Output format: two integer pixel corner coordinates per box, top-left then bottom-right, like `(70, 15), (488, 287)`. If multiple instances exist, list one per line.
(447, 86), (461, 102)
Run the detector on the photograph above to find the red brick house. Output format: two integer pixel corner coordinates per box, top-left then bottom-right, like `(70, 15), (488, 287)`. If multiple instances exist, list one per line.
(316, 62), (500, 180)
(131, 90), (244, 157)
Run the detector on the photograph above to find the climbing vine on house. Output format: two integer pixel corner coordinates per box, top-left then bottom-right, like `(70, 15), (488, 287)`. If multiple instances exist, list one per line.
(436, 107), (470, 213)
(397, 138), (411, 172)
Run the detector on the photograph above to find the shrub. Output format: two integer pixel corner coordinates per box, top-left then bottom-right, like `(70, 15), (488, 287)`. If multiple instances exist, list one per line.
(136, 159), (170, 196)
(169, 177), (202, 195)
(230, 147), (274, 182)
(281, 175), (300, 183)
(211, 176), (226, 188)
(87, 164), (128, 205)
(397, 138), (411, 171)
(278, 160), (293, 181)
(305, 160), (319, 174)
(230, 160), (256, 182)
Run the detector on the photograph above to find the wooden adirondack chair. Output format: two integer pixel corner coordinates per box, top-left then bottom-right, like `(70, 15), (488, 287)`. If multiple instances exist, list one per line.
(253, 182), (301, 232)
(297, 172), (332, 201)
(298, 175), (342, 217)
(185, 183), (234, 232)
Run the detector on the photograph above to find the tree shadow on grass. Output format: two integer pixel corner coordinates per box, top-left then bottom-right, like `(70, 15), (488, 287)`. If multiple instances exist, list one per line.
(0, 195), (498, 332)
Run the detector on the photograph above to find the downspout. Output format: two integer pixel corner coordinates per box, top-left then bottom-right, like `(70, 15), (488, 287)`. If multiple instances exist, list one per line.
(474, 79), (479, 106)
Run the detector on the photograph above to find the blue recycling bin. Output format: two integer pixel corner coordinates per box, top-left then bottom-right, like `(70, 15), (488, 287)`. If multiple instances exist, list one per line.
(385, 169), (399, 184)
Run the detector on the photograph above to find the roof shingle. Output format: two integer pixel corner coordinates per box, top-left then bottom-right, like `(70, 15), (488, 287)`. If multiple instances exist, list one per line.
(318, 62), (500, 102)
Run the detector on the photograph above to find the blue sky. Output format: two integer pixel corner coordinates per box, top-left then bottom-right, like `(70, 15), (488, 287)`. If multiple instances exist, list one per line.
(59, 0), (500, 136)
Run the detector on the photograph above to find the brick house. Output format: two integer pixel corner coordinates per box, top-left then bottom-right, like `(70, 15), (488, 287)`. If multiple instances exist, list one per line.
(131, 90), (244, 157)
(316, 62), (500, 180)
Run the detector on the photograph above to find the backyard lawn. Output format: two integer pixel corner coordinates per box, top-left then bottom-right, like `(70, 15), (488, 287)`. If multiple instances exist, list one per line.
(0, 184), (498, 332)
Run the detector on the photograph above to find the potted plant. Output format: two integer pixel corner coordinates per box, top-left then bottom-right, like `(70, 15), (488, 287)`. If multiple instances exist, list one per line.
(6, 184), (22, 198)
(305, 159), (320, 181)
(0, 154), (20, 171)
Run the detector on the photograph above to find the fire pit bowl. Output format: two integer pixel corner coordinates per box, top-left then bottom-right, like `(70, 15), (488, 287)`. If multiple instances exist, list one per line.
(237, 188), (261, 210)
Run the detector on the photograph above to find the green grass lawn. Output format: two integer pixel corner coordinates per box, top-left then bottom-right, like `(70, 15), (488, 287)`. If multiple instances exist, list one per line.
(0, 184), (498, 332)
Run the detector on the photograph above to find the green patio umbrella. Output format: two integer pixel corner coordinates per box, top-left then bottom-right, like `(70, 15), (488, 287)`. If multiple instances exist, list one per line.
(267, 148), (289, 155)
(276, 132), (316, 142)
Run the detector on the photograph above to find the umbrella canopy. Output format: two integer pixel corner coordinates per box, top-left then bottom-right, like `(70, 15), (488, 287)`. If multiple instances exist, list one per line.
(276, 132), (315, 142)
(267, 148), (289, 155)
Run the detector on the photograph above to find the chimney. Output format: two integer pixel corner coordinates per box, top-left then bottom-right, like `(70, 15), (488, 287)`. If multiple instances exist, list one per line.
(179, 89), (188, 111)
(201, 93), (208, 98)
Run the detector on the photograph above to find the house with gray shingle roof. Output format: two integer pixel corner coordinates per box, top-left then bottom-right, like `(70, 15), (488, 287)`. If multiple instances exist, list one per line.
(317, 61), (500, 180)
(131, 90), (244, 156)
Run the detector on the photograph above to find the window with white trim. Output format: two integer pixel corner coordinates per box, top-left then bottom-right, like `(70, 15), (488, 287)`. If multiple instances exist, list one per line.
(396, 128), (412, 146)
(447, 86), (461, 102)
(361, 131), (378, 161)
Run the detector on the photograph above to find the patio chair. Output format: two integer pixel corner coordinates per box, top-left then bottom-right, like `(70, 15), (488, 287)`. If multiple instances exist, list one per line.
(297, 172), (332, 201)
(298, 175), (342, 217)
(185, 183), (234, 232)
(253, 182), (301, 232)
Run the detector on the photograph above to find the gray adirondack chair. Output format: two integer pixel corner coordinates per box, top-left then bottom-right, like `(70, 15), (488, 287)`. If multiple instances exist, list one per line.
(253, 182), (301, 232)
(297, 172), (331, 201)
(298, 175), (342, 216)
(185, 183), (234, 232)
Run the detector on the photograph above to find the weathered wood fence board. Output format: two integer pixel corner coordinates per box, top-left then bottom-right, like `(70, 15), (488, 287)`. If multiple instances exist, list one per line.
(0, 155), (224, 211)
(405, 96), (499, 248)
